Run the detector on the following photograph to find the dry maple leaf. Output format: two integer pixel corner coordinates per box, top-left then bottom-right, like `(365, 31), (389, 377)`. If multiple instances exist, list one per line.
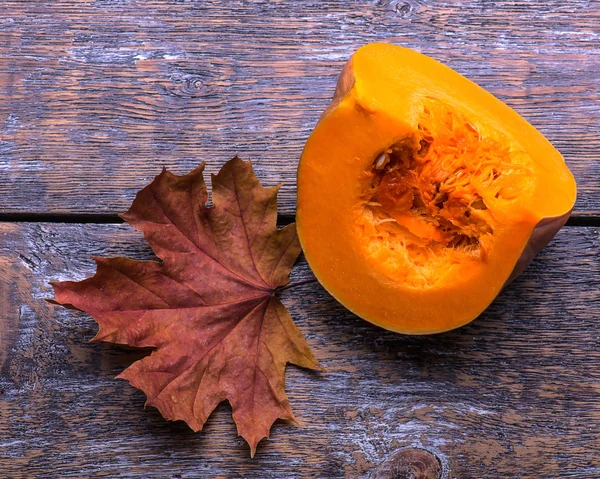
(51, 157), (322, 456)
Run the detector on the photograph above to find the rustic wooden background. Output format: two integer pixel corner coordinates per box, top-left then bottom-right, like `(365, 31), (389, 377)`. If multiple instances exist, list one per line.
(0, 1), (599, 478)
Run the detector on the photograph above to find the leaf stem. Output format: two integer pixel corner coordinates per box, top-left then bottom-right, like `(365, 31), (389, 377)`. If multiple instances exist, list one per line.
(277, 278), (319, 293)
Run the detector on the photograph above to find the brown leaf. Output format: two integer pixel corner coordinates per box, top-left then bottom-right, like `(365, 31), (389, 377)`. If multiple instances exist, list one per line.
(51, 157), (322, 456)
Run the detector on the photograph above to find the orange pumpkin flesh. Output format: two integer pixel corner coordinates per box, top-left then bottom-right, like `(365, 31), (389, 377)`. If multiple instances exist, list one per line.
(297, 43), (576, 334)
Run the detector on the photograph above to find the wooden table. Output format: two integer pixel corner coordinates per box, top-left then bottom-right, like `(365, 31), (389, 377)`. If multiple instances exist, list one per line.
(1, 1), (599, 477)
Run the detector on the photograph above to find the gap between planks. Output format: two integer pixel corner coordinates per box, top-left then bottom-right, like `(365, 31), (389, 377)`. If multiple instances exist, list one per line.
(0, 212), (599, 226)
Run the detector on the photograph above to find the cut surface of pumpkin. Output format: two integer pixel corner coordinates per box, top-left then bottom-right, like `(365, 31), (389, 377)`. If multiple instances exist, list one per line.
(297, 43), (576, 334)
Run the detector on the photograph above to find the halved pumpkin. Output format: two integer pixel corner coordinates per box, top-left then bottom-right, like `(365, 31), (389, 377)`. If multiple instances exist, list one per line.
(297, 43), (576, 334)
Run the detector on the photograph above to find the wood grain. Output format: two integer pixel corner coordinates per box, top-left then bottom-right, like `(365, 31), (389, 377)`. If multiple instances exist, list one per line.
(0, 0), (598, 216)
(1, 222), (599, 478)
(1, 1), (599, 478)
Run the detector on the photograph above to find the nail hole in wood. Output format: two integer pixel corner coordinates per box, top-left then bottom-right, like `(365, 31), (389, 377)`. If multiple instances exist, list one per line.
(373, 448), (442, 479)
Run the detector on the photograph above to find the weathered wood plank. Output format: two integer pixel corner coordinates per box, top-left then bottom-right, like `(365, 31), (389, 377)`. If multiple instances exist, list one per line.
(0, 0), (598, 216)
(0, 222), (599, 478)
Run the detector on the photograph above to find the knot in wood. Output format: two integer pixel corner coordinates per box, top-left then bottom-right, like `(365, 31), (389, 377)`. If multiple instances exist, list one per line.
(373, 448), (442, 479)
(394, 2), (412, 17)
(167, 73), (210, 98)
(180, 75), (204, 97)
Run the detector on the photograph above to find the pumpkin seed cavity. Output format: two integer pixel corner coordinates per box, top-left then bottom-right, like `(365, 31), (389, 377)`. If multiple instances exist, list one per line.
(359, 98), (534, 287)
